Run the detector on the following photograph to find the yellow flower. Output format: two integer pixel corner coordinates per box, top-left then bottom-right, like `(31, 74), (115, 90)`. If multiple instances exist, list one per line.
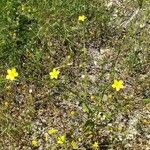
(92, 142), (99, 149)
(67, 55), (71, 59)
(6, 68), (18, 81)
(49, 68), (60, 79)
(31, 140), (38, 147)
(70, 111), (76, 116)
(78, 15), (86, 22)
(71, 141), (78, 149)
(57, 135), (66, 144)
(4, 101), (9, 107)
(48, 128), (58, 135)
(143, 119), (150, 124)
(112, 80), (124, 91)
(90, 95), (95, 100)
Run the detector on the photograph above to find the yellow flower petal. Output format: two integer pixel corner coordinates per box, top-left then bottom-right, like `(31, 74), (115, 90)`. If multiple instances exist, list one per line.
(119, 80), (123, 84)
(6, 75), (10, 80)
(7, 69), (11, 74)
(12, 68), (16, 72)
(14, 72), (18, 77)
(116, 87), (120, 91)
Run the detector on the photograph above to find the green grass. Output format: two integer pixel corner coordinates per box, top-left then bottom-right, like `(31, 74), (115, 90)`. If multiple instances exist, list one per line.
(0, 0), (150, 149)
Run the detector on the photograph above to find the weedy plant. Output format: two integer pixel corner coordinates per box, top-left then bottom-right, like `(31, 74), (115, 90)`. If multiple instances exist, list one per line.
(0, 0), (149, 149)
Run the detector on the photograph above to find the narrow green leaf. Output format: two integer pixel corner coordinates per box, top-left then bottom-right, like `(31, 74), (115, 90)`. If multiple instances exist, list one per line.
(82, 103), (89, 113)
(143, 98), (150, 104)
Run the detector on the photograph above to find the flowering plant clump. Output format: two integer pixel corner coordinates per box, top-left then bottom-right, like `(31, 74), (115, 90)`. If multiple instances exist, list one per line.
(49, 68), (60, 79)
(6, 68), (18, 81)
(112, 79), (124, 91)
(78, 15), (86, 22)
(0, 1), (149, 149)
